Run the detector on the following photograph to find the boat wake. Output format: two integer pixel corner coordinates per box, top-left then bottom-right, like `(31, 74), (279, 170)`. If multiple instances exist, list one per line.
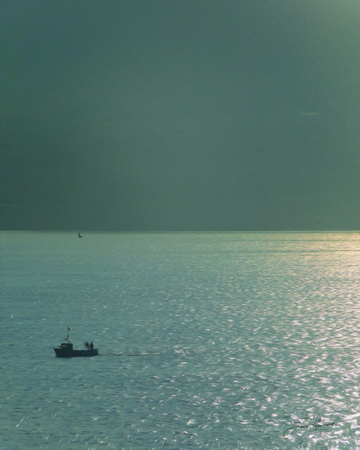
(98, 351), (160, 357)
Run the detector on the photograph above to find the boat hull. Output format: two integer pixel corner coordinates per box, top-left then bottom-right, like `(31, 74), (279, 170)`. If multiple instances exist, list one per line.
(54, 348), (98, 357)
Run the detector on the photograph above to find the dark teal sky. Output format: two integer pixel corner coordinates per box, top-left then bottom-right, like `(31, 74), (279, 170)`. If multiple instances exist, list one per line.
(1, 0), (360, 231)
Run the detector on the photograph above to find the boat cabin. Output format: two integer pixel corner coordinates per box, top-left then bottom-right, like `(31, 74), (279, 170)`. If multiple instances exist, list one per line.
(60, 342), (73, 351)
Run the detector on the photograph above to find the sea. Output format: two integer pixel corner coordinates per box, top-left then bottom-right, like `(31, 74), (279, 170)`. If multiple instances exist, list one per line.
(2, 231), (360, 449)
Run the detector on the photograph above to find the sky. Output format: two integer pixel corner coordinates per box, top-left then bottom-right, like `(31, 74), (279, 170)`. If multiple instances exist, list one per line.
(1, 0), (360, 231)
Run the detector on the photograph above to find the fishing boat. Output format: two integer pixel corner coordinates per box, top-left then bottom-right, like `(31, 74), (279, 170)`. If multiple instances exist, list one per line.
(54, 325), (98, 358)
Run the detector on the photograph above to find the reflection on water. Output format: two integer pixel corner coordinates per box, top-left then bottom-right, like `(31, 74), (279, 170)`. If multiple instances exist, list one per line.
(2, 232), (360, 448)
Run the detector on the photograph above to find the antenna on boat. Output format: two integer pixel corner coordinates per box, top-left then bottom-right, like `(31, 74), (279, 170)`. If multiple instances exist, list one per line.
(66, 324), (71, 342)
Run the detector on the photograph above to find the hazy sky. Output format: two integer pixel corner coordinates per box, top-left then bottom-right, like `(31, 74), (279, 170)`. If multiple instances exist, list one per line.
(2, 0), (360, 231)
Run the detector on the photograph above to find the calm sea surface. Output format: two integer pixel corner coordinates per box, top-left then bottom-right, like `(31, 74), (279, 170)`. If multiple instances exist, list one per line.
(2, 231), (360, 449)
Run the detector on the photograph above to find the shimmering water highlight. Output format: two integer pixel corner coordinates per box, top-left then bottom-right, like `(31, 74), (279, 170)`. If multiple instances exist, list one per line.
(2, 232), (360, 449)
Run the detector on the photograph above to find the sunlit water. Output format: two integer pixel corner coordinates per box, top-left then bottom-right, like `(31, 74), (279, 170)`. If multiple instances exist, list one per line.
(2, 231), (360, 449)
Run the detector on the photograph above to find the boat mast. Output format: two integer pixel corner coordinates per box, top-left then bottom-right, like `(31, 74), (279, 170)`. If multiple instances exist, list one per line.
(66, 324), (71, 342)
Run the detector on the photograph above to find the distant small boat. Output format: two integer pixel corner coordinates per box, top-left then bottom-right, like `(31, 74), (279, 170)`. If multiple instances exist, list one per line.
(54, 342), (98, 358)
(54, 325), (98, 357)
